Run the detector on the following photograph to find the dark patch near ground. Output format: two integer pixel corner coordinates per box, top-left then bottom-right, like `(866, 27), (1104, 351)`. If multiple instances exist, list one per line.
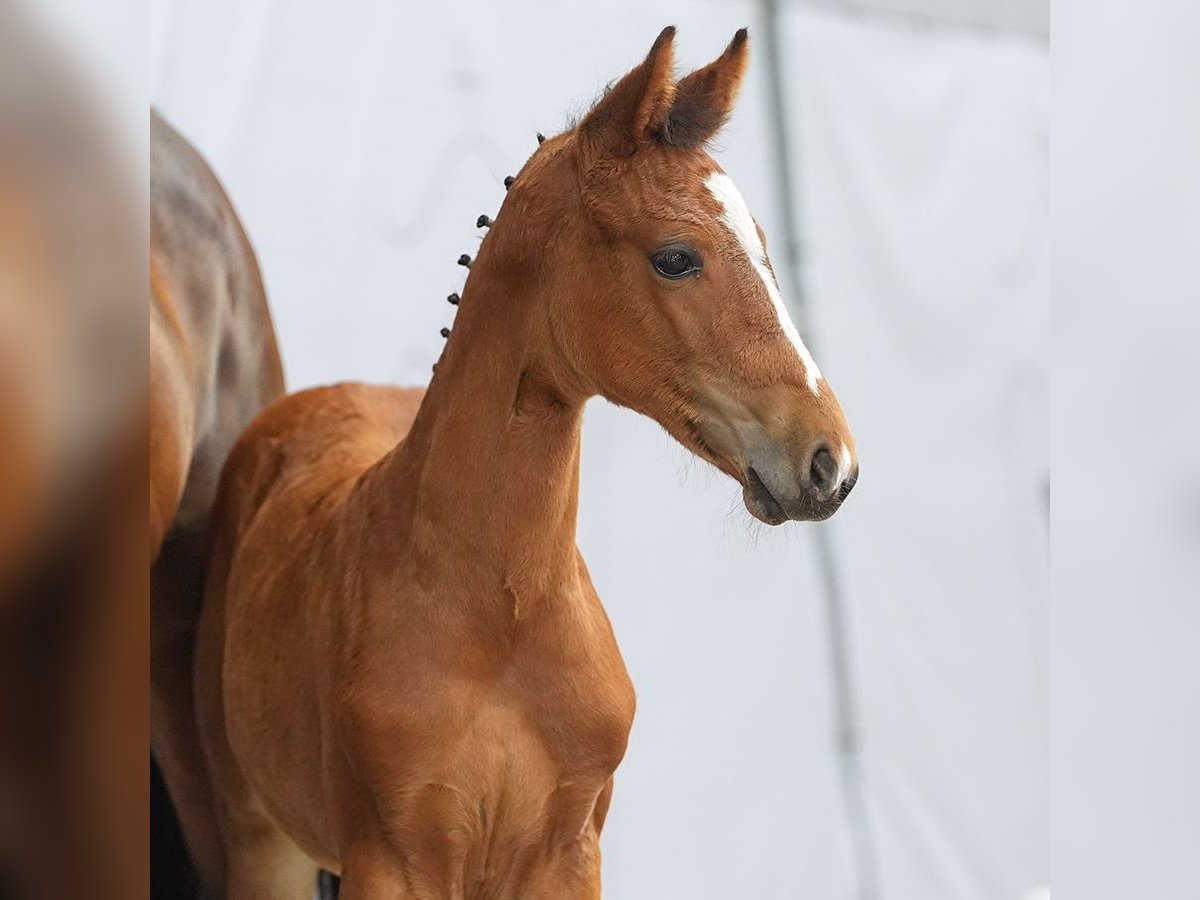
(151, 757), (199, 899)
(318, 869), (341, 898)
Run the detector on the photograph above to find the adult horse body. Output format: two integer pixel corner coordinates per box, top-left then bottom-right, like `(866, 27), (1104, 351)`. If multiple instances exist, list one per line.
(150, 110), (285, 893)
(196, 29), (856, 899)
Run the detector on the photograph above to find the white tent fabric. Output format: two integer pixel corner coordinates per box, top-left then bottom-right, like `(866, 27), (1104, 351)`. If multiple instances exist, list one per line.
(1053, 2), (1200, 896)
(786, 12), (1048, 899)
(807, 0), (1048, 38)
(150, 2), (1047, 897)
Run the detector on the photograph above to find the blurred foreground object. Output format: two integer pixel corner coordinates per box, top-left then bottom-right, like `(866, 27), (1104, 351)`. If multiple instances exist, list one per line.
(0, 6), (144, 898)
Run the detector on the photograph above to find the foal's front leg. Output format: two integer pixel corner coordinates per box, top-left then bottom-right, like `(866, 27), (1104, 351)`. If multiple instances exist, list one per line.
(222, 832), (318, 900)
(336, 846), (422, 900)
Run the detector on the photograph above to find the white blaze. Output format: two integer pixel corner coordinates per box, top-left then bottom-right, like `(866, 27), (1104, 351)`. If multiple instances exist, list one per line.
(704, 171), (823, 395)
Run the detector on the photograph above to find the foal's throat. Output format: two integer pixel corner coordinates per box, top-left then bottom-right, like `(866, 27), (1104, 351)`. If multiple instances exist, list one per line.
(370, 262), (586, 594)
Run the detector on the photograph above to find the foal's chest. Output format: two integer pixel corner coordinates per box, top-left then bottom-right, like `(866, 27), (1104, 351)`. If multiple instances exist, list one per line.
(340, 575), (636, 892)
(348, 659), (632, 895)
(377, 635), (636, 808)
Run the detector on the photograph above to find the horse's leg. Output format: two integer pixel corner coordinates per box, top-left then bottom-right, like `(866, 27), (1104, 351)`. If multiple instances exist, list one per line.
(335, 848), (415, 900)
(222, 825), (318, 900)
(150, 534), (225, 895)
(193, 536), (320, 900)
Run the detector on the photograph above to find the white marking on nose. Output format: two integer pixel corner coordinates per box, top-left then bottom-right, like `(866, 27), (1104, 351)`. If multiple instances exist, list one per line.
(838, 443), (854, 484)
(704, 171), (823, 395)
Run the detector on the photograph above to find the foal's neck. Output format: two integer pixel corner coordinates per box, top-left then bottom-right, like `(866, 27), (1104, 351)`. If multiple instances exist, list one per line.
(367, 253), (586, 602)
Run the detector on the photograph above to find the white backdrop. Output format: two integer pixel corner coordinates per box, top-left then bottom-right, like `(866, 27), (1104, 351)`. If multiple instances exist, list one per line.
(1053, 1), (1200, 896)
(150, 2), (1048, 897)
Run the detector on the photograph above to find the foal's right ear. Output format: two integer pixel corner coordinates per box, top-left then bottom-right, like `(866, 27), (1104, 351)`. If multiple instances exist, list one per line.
(662, 28), (750, 149)
(579, 26), (677, 157)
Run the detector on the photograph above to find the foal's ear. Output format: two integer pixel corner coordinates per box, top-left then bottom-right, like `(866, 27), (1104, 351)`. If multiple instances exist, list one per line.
(580, 26), (677, 156)
(662, 28), (750, 149)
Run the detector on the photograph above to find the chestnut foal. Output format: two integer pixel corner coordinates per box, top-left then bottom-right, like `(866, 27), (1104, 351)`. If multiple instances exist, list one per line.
(196, 28), (856, 899)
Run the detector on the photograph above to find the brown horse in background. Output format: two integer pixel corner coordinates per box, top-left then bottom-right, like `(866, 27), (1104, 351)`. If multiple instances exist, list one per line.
(194, 28), (856, 899)
(150, 111), (285, 895)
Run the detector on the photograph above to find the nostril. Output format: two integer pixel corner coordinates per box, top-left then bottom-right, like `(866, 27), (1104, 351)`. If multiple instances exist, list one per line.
(809, 447), (838, 494)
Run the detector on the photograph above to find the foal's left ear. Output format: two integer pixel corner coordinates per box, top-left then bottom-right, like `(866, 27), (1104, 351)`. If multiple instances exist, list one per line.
(580, 26), (677, 156)
(661, 28), (750, 149)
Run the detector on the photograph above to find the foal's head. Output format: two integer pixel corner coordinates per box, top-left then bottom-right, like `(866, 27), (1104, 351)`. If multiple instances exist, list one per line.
(496, 27), (856, 524)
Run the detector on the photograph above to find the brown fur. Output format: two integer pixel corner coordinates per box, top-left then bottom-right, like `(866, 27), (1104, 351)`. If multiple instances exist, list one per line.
(149, 110), (285, 893)
(662, 28), (750, 148)
(195, 28), (855, 899)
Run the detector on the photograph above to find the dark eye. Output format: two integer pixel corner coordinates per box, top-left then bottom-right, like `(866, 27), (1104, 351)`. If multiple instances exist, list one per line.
(650, 246), (701, 280)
